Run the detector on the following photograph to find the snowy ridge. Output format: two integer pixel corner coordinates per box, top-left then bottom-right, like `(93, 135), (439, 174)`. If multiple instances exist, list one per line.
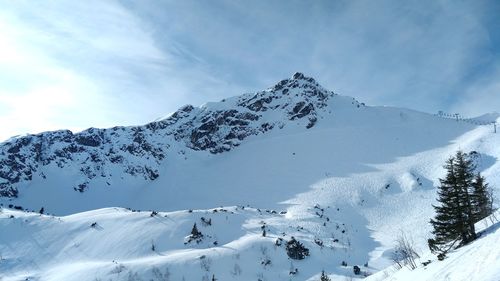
(0, 206), (371, 281)
(0, 72), (362, 199)
(1, 73), (499, 280)
(435, 111), (499, 126)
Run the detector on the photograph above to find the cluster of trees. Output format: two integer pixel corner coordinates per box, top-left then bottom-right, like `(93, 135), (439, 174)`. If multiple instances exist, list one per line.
(428, 151), (494, 258)
(184, 223), (204, 245)
(285, 237), (310, 260)
(388, 150), (495, 273)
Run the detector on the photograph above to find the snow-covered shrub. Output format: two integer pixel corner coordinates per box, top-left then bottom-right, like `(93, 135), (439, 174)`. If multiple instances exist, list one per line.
(353, 265), (361, 275)
(151, 266), (171, 281)
(261, 258), (271, 267)
(200, 217), (212, 226)
(286, 237), (309, 260)
(275, 237), (283, 246)
(391, 232), (420, 270)
(320, 270), (331, 281)
(185, 223), (204, 244)
(200, 256), (211, 272)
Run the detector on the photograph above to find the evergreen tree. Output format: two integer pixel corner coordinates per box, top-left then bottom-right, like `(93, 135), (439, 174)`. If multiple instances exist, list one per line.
(428, 151), (479, 256)
(191, 223), (202, 239)
(453, 151), (476, 243)
(429, 157), (463, 253)
(471, 173), (493, 222)
(320, 270), (331, 281)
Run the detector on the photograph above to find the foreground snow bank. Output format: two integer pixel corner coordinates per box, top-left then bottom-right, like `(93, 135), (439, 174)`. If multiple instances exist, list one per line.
(367, 212), (500, 281)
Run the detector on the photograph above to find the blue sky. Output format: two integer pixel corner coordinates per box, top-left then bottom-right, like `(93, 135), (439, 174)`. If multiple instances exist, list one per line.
(0, 0), (499, 140)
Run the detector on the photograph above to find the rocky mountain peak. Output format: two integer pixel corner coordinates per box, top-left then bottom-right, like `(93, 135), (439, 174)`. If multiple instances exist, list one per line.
(292, 72), (305, 80)
(0, 74), (358, 198)
(269, 72), (324, 94)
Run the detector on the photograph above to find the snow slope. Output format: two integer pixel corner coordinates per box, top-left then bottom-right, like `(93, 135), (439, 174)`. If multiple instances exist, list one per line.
(366, 212), (500, 281)
(0, 206), (373, 281)
(0, 73), (499, 280)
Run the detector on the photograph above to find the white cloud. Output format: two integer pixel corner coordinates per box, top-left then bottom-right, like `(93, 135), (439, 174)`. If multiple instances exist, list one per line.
(450, 64), (500, 117)
(0, 0), (498, 140)
(0, 0), (250, 141)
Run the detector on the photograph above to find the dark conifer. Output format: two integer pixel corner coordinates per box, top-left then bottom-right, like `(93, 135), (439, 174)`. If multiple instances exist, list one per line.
(454, 151), (476, 243)
(285, 237), (309, 260)
(191, 223), (202, 239)
(429, 156), (463, 253)
(428, 151), (493, 256)
(471, 173), (493, 222)
(320, 270), (331, 281)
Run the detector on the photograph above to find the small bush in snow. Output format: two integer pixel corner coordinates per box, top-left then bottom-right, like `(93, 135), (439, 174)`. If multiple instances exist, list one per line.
(261, 224), (267, 237)
(200, 256), (211, 272)
(320, 270), (331, 281)
(109, 264), (127, 274)
(275, 237), (283, 246)
(391, 232), (420, 270)
(185, 223), (204, 244)
(314, 238), (324, 247)
(200, 217), (212, 226)
(191, 223), (202, 237)
(261, 258), (271, 267)
(152, 267), (171, 281)
(127, 271), (142, 281)
(353, 265), (361, 275)
(286, 237), (309, 260)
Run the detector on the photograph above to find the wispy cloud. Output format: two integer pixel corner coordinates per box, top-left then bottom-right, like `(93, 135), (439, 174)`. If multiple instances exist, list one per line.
(0, 0), (498, 140)
(451, 63), (500, 117)
(0, 0), (245, 140)
(126, 0), (499, 112)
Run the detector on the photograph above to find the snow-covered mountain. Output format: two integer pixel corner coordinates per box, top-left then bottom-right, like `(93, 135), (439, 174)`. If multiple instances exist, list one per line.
(0, 73), (353, 203)
(1, 73), (499, 280)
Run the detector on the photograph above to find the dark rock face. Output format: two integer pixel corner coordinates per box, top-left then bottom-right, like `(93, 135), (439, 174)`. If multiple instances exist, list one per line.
(0, 183), (18, 197)
(0, 127), (166, 196)
(0, 73), (340, 198)
(187, 110), (260, 153)
(292, 72), (305, 80)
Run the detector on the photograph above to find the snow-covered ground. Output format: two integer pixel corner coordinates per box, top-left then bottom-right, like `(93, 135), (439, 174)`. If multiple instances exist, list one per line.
(1, 74), (499, 280)
(366, 211), (500, 281)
